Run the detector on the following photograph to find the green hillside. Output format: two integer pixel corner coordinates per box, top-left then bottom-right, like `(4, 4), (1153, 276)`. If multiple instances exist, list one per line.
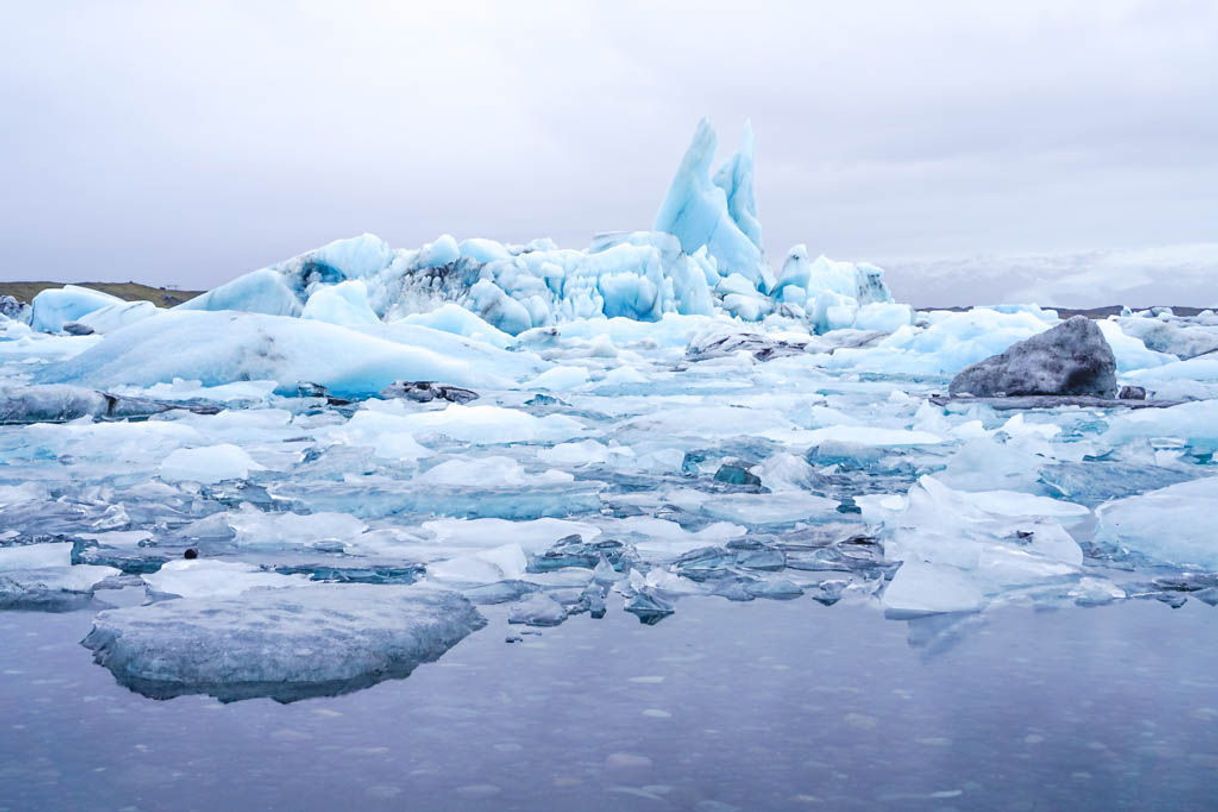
(0, 281), (204, 307)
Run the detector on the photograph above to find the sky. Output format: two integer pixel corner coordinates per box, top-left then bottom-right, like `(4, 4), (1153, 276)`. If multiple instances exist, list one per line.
(1, 0), (1216, 292)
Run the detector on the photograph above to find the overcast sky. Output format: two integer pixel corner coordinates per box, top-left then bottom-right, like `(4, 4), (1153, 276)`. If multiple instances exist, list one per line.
(2, 0), (1215, 289)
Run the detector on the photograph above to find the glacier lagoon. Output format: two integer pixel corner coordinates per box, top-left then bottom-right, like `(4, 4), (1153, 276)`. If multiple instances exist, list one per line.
(1, 120), (1217, 808)
(4, 599), (1218, 811)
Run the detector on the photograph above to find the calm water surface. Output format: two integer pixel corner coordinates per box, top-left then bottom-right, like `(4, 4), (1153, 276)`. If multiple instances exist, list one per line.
(2, 596), (1217, 811)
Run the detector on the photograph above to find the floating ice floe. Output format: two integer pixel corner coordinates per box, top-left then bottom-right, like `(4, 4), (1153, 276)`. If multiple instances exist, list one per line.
(0, 542), (119, 611)
(82, 584), (485, 702)
(871, 477), (1091, 617)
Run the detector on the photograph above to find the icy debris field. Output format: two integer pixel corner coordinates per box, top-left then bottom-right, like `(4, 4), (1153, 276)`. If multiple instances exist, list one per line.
(3, 298), (1218, 702)
(1, 119), (1217, 711)
(2, 119), (1218, 807)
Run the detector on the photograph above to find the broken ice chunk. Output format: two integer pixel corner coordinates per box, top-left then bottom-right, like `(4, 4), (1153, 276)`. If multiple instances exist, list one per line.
(879, 476), (1089, 615)
(379, 380), (479, 404)
(1096, 478), (1218, 569)
(624, 588), (675, 625)
(882, 560), (986, 618)
(82, 584), (486, 702)
(0, 541), (120, 611)
(159, 444), (264, 484)
(528, 535), (636, 573)
(507, 593), (568, 627)
(427, 543), (529, 585)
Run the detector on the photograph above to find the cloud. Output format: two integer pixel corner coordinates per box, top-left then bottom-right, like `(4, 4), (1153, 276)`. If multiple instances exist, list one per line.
(0, 0), (1214, 289)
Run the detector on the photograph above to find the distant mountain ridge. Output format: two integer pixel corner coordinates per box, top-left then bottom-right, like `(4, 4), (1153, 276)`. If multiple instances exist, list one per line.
(881, 243), (1218, 310)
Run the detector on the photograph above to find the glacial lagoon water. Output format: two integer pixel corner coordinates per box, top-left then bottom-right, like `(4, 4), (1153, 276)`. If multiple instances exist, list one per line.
(3, 596), (1217, 811)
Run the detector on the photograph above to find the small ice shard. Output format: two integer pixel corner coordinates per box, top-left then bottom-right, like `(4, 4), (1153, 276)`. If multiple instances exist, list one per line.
(744, 576), (804, 601)
(593, 555), (620, 585)
(805, 578), (849, 606)
(949, 316), (1118, 398)
(624, 588), (675, 625)
(713, 463), (761, 487)
(81, 584), (485, 702)
(507, 593), (568, 627)
(578, 583), (608, 618)
(461, 580), (540, 605)
(784, 533), (885, 573)
(670, 541), (785, 582)
(529, 535), (636, 573)
(673, 546), (740, 582)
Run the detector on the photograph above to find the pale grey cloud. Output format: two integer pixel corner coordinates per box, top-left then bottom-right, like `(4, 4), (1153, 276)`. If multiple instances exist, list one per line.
(1, 0), (1215, 288)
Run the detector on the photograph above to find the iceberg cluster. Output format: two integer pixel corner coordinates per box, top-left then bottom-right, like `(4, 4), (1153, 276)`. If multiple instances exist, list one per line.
(1, 119), (1216, 702)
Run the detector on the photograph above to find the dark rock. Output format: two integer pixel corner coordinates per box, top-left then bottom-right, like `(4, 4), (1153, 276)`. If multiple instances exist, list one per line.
(1118, 385), (1147, 400)
(380, 380), (479, 404)
(949, 317), (1117, 398)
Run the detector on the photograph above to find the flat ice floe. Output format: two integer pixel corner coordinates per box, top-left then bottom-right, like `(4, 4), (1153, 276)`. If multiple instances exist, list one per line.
(82, 585), (485, 702)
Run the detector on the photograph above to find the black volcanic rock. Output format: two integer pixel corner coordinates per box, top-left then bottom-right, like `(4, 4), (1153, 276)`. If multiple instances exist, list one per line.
(949, 316), (1117, 398)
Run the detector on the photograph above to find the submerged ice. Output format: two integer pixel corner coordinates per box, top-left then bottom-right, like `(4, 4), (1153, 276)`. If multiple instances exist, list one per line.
(0, 119), (1215, 703)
